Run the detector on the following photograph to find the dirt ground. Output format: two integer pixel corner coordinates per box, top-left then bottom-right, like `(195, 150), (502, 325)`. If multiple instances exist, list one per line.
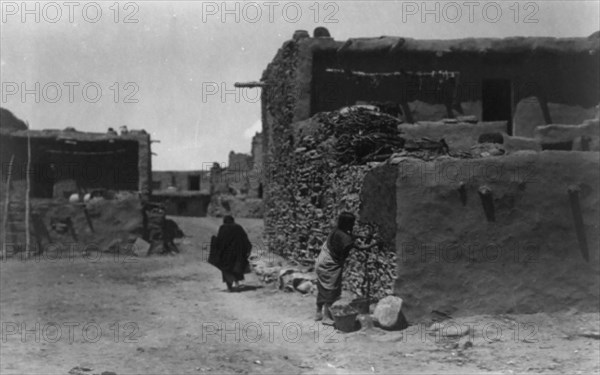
(1, 217), (598, 375)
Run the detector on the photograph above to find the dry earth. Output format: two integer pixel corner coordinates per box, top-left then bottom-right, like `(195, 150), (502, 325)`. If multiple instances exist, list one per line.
(1, 217), (598, 375)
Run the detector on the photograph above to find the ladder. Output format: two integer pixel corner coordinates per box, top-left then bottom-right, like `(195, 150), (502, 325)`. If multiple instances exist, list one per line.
(1, 130), (32, 259)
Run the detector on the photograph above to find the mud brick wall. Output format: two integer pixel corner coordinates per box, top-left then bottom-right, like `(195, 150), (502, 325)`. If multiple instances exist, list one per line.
(534, 118), (600, 151)
(136, 132), (152, 199)
(362, 151), (600, 320)
(249, 132), (264, 198)
(261, 38), (301, 242)
(1, 195), (145, 257)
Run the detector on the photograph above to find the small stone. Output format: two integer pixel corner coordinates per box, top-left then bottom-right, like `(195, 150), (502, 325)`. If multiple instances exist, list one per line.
(295, 280), (313, 294)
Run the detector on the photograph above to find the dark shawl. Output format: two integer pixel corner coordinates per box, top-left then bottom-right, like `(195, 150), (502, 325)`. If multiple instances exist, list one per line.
(209, 223), (252, 275)
(326, 229), (354, 264)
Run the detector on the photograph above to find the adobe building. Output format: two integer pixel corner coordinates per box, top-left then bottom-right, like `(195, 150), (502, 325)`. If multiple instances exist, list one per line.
(152, 170), (208, 192)
(258, 30), (600, 318)
(0, 108), (152, 199)
(0, 108), (154, 256)
(150, 170), (211, 217)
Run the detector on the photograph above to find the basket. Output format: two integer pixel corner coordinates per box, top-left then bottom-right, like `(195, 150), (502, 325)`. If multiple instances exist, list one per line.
(330, 305), (359, 333)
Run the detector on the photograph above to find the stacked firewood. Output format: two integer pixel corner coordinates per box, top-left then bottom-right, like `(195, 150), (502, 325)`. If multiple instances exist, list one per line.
(266, 107), (407, 299)
(309, 106), (405, 164)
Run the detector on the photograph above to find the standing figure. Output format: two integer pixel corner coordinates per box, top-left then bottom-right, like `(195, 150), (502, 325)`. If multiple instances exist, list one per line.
(212, 216), (252, 292)
(315, 212), (378, 323)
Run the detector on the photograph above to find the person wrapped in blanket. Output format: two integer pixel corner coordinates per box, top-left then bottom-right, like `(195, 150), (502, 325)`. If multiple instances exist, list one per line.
(209, 216), (252, 292)
(315, 212), (379, 323)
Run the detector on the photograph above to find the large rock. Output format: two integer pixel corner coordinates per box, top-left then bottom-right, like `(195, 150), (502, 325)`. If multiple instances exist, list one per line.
(373, 296), (408, 330)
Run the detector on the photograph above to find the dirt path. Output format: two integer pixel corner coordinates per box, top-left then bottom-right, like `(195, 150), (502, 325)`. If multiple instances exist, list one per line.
(1, 217), (598, 374)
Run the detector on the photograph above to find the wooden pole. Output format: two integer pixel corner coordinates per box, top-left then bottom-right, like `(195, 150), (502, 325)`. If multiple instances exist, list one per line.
(2, 155), (15, 260)
(25, 124), (31, 258)
(568, 185), (590, 262)
(234, 81), (267, 88)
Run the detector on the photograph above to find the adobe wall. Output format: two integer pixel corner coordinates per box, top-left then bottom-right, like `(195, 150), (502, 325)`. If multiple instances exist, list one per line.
(249, 132), (264, 198)
(1, 195), (145, 256)
(513, 98), (599, 137)
(534, 118), (600, 151)
(362, 152), (600, 321)
(150, 193), (211, 217)
(136, 132), (152, 199)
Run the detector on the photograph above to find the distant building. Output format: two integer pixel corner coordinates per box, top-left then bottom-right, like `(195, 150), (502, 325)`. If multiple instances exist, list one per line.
(0, 108), (152, 199)
(150, 170), (211, 217)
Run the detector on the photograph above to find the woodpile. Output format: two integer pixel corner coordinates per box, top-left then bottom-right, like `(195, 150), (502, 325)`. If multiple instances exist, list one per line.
(267, 107), (405, 300)
(266, 105), (459, 300)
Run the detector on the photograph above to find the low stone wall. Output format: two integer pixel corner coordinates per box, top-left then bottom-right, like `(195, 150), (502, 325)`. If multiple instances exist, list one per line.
(208, 195), (264, 219)
(398, 121), (506, 152)
(151, 193), (211, 217)
(513, 98), (598, 138)
(2, 196), (146, 256)
(534, 118), (600, 151)
(502, 134), (542, 153)
(362, 151), (600, 321)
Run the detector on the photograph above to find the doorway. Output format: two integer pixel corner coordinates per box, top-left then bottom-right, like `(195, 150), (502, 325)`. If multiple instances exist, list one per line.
(188, 175), (200, 191)
(482, 79), (513, 135)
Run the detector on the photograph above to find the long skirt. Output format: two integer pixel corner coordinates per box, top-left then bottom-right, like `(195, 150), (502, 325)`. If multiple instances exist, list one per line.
(315, 241), (343, 305)
(222, 270), (244, 284)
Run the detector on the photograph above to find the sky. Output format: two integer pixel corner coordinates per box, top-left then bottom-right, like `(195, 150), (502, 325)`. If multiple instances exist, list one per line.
(1, 0), (599, 170)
